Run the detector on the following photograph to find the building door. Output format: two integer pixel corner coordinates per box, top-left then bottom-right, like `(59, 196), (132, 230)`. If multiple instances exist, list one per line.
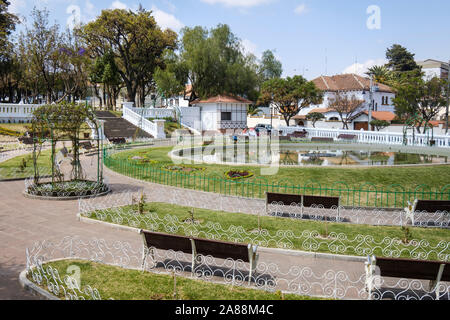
(354, 122), (368, 131)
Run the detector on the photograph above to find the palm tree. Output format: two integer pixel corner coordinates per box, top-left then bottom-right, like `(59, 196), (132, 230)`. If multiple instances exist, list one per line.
(247, 105), (263, 116)
(366, 65), (393, 85)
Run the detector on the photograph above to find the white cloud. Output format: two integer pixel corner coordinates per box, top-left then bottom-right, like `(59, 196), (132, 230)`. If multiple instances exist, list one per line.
(151, 6), (184, 32)
(111, 0), (127, 10)
(201, 0), (273, 8)
(342, 59), (387, 76)
(294, 4), (308, 15)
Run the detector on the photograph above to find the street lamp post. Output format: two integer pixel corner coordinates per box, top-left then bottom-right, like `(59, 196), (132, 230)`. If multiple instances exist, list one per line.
(368, 74), (374, 131)
(446, 59), (449, 134)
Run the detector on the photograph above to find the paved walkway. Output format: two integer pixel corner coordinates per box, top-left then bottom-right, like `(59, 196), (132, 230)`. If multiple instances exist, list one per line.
(0, 148), (368, 300)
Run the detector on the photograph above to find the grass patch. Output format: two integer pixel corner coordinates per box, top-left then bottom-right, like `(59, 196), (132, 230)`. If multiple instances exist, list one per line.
(105, 146), (450, 207)
(86, 202), (450, 260)
(0, 149), (52, 180)
(30, 260), (318, 300)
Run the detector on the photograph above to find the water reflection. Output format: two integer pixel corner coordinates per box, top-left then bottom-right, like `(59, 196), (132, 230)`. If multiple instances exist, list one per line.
(178, 146), (449, 167)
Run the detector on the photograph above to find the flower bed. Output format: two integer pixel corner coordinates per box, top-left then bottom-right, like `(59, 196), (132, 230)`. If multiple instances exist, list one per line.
(25, 180), (110, 198)
(129, 154), (158, 165)
(163, 165), (206, 173)
(224, 170), (254, 180)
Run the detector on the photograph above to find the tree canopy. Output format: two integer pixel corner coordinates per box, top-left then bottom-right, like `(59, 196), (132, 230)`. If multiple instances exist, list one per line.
(154, 24), (261, 105)
(258, 75), (323, 127)
(77, 8), (177, 107)
(392, 76), (447, 133)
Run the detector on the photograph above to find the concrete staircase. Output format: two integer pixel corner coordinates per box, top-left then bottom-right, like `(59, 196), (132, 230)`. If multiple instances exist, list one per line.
(94, 111), (153, 140)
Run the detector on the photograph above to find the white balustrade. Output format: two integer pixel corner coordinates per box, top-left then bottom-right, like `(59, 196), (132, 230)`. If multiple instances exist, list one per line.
(122, 106), (166, 139)
(127, 107), (175, 120)
(279, 126), (450, 148)
(0, 103), (43, 123)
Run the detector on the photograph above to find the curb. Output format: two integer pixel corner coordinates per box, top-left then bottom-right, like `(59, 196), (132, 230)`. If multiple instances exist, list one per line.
(77, 214), (365, 263)
(77, 214), (141, 234)
(23, 188), (112, 201)
(18, 269), (60, 300)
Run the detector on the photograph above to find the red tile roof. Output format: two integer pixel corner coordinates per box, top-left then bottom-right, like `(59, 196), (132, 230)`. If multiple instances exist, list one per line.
(363, 111), (397, 122)
(191, 94), (253, 105)
(312, 74), (394, 93)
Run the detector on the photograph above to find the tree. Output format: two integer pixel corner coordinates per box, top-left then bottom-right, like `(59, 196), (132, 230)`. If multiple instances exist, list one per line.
(19, 7), (63, 103)
(385, 44), (421, 73)
(306, 112), (325, 128)
(89, 50), (122, 110)
(392, 76), (447, 133)
(370, 119), (390, 131)
(247, 104), (262, 116)
(366, 65), (393, 85)
(328, 91), (365, 130)
(259, 50), (282, 82)
(77, 8), (177, 106)
(154, 24), (260, 105)
(258, 75), (323, 127)
(0, 0), (18, 55)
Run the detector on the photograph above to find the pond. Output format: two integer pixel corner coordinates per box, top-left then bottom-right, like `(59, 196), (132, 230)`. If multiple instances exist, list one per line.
(171, 143), (450, 167)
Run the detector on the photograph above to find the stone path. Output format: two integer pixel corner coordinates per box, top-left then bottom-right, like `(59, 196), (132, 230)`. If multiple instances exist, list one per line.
(0, 146), (369, 300)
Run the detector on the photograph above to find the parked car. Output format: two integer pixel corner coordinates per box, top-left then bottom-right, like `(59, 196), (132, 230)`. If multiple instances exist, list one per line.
(255, 124), (273, 134)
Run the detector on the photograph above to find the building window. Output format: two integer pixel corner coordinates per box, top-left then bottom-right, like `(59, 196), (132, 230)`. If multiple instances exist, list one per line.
(329, 117), (339, 121)
(221, 112), (232, 121)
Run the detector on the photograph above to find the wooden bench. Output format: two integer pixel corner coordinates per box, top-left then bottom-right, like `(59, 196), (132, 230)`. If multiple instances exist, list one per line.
(337, 134), (357, 141)
(405, 199), (450, 226)
(140, 230), (259, 283)
(109, 137), (126, 145)
(80, 141), (94, 151)
(287, 131), (308, 139)
(311, 137), (334, 143)
(365, 256), (450, 300)
(266, 192), (341, 220)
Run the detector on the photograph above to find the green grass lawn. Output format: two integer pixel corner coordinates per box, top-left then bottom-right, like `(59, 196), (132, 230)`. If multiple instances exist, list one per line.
(86, 202), (450, 260)
(31, 259), (318, 300)
(0, 148), (52, 180)
(105, 146), (450, 208)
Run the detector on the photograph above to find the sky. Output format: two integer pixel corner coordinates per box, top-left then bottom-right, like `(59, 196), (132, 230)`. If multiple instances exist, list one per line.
(7, 0), (450, 80)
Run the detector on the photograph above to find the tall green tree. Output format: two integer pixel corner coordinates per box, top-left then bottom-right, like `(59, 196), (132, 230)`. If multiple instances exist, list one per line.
(258, 75), (323, 127)
(154, 24), (260, 105)
(77, 8), (177, 107)
(19, 7), (63, 103)
(258, 50), (283, 82)
(385, 44), (421, 73)
(392, 76), (448, 133)
(0, 0), (18, 55)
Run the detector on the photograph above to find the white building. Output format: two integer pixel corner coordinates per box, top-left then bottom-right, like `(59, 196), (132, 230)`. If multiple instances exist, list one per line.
(188, 95), (251, 133)
(416, 59), (449, 80)
(293, 74), (396, 130)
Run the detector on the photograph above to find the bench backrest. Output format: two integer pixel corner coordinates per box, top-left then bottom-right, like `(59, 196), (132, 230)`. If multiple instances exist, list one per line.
(141, 230), (192, 254)
(415, 200), (450, 213)
(303, 195), (340, 209)
(192, 238), (250, 262)
(375, 257), (450, 281)
(311, 137), (334, 142)
(267, 192), (302, 205)
(266, 192), (340, 208)
(338, 134), (356, 140)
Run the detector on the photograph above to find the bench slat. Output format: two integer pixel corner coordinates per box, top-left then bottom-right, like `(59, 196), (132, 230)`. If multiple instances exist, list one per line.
(193, 238), (250, 262)
(303, 195), (339, 209)
(142, 231), (192, 254)
(415, 200), (450, 213)
(266, 192), (339, 209)
(267, 192), (301, 205)
(376, 257), (450, 281)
